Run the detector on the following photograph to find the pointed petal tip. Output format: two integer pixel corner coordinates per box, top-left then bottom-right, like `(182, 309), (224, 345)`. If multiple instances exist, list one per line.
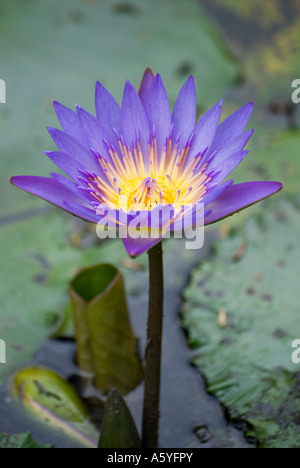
(47, 126), (56, 136)
(10, 174), (37, 188)
(10, 176), (19, 186)
(53, 100), (68, 110)
(184, 75), (196, 90)
(154, 73), (163, 82)
(139, 68), (155, 87)
(143, 68), (155, 77)
(10, 175), (33, 191)
(242, 101), (254, 116)
(122, 235), (163, 257)
(95, 81), (106, 93)
(210, 98), (224, 114)
(138, 69), (156, 104)
(252, 180), (283, 196)
(204, 180), (283, 226)
(271, 181), (283, 192)
(10, 175), (40, 191)
(122, 238), (139, 258)
(123, 79), (137, 97)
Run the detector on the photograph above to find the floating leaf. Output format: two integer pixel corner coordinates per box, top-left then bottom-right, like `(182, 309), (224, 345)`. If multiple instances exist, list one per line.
(0, 432), (53, 449)
(11, 367), (98, 448)
(182, 201), (300, 448)
(70, 264), (143, 395)
(99, 389), (141, 448)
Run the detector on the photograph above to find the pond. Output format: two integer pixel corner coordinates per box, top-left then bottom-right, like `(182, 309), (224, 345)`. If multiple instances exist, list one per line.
(0, 0), (299, 449)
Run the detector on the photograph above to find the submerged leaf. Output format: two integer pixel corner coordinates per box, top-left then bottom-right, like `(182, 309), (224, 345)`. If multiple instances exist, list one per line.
(99, 389), (141, 448)
(70, 264), (143, 395)
(11, 367), (98, 448)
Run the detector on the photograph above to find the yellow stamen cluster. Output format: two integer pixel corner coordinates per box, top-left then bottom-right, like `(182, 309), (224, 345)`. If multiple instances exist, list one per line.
(89, 138), (209, 212)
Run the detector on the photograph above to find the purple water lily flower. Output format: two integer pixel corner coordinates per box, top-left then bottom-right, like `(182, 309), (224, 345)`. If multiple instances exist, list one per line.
(11, 69), (282, 257)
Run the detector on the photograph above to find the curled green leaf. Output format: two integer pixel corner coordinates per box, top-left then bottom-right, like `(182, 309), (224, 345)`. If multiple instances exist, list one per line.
(70, 264), (143, 395)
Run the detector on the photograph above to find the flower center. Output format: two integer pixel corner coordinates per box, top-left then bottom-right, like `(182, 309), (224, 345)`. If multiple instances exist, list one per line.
(87, 134), (210, 213)
(122, 176), (177, 210)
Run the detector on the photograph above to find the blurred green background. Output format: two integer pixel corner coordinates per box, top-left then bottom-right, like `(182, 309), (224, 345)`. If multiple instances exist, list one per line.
(0, 0), (300, 448)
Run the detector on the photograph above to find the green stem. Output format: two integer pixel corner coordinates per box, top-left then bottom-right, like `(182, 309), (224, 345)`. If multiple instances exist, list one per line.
(142, 241), (164, 448)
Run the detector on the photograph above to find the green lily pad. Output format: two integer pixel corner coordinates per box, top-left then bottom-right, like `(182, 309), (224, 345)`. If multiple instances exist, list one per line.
(0, 431), (53, 449)
(182, 201), (300, 448)
(0, 0), (240, 218)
